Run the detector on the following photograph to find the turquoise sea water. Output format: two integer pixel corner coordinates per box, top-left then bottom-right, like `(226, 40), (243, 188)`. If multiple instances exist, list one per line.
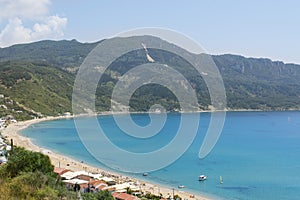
(21, 111), (300, 200)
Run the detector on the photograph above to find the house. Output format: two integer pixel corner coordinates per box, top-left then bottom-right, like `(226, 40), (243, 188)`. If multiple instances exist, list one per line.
(60, 171), (77, 180)
(80, 180), (108, 193)
(62, 178), (89, 191)
(5, 115), (14, 120)
(0, 150), (5, 156)
(36, 112), (44, 118)
(72, 171), (98, 181)
(5, 145), (11, 151)
(104, 187), (116, 193)
(107, 182), (140, 193)
(5, 100), (13, 105)
(112, 192), (139, 200)
(60, 170), (103, 182)
(63, 112), (72, 117)
(10, 119), (17, 123)
(0, 155), (7, 164)
(0, 120), (5, 128)
(54, 167), (71, 176)
(0, 141), (5, 150)
(100, 176), (116, 185)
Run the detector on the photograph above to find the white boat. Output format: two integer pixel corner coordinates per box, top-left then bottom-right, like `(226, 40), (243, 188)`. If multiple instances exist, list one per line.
(220, 176), (223, 184)
(178, 185), (185, 189)
(199, 175), (207, 181)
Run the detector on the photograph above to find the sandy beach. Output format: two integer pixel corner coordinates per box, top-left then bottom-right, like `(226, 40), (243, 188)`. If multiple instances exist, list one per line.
(1, 116), (213, 200)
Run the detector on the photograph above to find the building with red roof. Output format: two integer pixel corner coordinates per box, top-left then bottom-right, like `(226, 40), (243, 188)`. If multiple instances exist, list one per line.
(112, 192), (139, 200)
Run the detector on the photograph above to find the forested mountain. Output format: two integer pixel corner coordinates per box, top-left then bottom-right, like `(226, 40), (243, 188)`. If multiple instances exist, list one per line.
(0, 38), (299, 119)
(213, 54), (300, 109)
(0, 40), (99, 67)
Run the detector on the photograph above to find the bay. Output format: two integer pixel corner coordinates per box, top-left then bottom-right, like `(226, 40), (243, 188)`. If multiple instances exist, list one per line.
(21, 111), (300, 200)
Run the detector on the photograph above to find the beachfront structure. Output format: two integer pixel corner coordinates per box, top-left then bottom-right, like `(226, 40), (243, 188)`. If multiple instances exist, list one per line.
(80, 180), (108, 193)
(113, 192), (139, 200)
(0, 147), (7, 164)
(0, 135), (10, 164)
(63, 178), (88, 185)
(60, 170), (102, 180)
(0, 138), (5, 147)
(0, 115), (17, 126)
(0, 119), (6, 129)
(54, 167), (71, 175)
(59, 169), (117, 190)
(99, 176), (116, 185)
(63, 112), (72, 117)
(57, 168), (147, 199)
(106, 182), (140, 193)
(0, 155), (7, 164)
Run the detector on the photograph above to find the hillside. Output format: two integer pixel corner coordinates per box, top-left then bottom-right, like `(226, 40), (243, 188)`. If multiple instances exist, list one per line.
(0, 61), (74, 119)
(213, 54), (300, 109)
(0, 40), (99, 72)
(0, 38), (299, 119)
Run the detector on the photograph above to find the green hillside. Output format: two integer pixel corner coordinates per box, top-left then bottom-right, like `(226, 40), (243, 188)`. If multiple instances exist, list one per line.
(0, 40), (99, 71)
(0, 61), (74, 119)
(0, 38), (300, 120)
(213, 54), (300, 109)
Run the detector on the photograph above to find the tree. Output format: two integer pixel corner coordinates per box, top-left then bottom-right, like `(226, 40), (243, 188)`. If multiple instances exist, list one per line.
(0, 147), (80, 199)
(126, 186), (133, 194)
(174, 194), (182, 200)
(6, 171), (73, 200)
(4, 147), (54, 178)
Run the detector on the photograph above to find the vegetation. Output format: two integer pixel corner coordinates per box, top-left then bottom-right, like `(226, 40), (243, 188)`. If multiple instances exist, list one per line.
(0, 39), (99, 70)
(0, 147), (115, 200)
(139, 192), (164, 200)
(1, 38), (300, 119)
(213, 54), (300, 110)
(0, 61), (74, 119)
(82, 190), (114, 200)
(0, 147), (77, 199)
(2, 146), (54, 178)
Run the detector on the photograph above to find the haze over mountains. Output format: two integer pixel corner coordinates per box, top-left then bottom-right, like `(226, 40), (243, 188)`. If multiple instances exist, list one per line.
(0, 37), (299, 120)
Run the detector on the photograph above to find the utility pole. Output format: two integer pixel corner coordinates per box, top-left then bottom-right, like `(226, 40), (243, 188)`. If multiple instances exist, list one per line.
(10, 139), (13, 152)
(172, 188), (174, 200)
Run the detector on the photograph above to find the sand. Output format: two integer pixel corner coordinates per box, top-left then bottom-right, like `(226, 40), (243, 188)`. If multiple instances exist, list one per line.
(1, 116), (213, 200)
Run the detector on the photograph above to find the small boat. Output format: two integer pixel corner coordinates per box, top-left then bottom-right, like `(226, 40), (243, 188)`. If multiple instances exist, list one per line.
(178, 185), (185, 189)
(142, 173), (148, 176)
(220, 176), (223, 184)
(199, 175), (207, 181)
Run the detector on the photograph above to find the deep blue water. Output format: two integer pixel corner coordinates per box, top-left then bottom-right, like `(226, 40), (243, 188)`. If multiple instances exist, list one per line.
(21, 111), (300, 200)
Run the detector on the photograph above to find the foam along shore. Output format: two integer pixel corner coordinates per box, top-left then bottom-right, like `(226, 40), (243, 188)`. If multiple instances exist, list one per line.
(1, 116), (213, 200)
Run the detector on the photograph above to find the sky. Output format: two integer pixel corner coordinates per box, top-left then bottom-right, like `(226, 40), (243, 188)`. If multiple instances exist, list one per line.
(0, 0), (299, 64)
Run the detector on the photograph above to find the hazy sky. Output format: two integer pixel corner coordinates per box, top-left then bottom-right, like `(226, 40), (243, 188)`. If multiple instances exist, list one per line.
(0, 0), (299, 64)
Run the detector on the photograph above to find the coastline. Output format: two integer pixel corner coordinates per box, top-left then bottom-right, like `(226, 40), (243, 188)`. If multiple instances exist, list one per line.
(1, 115), (214, 200)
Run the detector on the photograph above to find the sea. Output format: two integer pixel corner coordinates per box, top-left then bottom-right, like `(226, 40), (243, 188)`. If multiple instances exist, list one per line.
(21, 111), (300, 200)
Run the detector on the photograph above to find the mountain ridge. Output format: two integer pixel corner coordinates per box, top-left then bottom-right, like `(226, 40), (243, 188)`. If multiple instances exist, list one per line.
(0, 38), (299, 119)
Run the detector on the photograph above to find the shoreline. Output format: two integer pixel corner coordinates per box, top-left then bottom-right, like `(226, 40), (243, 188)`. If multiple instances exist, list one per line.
(1, 115), (214, 200)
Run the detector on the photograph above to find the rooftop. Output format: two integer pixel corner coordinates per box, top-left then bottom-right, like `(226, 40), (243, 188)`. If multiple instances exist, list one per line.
(113, 192), (138, 200)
